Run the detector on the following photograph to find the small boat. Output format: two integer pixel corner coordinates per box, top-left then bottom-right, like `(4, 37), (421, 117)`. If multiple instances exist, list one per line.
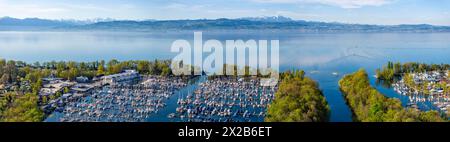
(168, 113), (176, 119)
(310, 71), (319, 74)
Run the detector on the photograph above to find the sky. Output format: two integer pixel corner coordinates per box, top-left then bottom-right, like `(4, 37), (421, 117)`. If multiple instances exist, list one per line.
(0, 0), (449, 25)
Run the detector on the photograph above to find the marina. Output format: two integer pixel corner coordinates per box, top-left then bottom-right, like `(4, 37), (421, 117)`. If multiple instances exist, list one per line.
(45, 75), (279, 122)
(46, 75), (187, 122)
(392, 71), (450, 114)
(172, 77), (277, 122)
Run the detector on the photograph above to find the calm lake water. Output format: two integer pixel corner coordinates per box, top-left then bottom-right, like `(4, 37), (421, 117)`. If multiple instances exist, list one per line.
(1, 31), (449, 122)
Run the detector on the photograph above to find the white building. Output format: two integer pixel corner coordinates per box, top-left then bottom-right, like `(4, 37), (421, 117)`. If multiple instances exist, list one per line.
(39, 80), (75, 96)
(101, 70), (140, 85)
(76, 76), (89, 83)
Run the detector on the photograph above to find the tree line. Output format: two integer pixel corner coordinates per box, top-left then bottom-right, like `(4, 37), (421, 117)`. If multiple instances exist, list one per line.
(376, 61), (450, 81)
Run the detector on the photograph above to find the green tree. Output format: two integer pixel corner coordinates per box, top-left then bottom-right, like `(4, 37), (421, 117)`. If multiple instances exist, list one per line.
(41, 96), (48, 105)
(137, 61), (150, 74)
(107, 59), (120, 74)
(32, 79), (42, 94)
(97, 60), (106, 75)
(266, 70), (330, 122)
(64, 87), (70, 94)
(0, 93), (44, 122)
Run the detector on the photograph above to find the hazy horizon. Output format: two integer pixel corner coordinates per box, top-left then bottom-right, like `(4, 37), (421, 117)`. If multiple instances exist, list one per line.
(2, 15), (450, 27)
(0, 0), (449, 26)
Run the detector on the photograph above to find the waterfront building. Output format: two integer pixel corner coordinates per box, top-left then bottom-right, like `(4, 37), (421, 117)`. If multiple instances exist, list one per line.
(101, 70), (140, 85)
(40, 80), (76, 96)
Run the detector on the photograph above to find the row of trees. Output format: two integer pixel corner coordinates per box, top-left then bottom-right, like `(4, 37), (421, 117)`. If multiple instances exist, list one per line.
(206, 64), (276, 80)
(19, 59), (173, 81)
(265, 70), (330, 122)
(376, 61), (450, 81)
(339, 69), (445, 122)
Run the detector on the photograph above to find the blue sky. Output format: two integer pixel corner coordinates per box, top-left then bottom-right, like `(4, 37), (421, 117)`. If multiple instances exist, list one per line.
(0, 0), (449, 25)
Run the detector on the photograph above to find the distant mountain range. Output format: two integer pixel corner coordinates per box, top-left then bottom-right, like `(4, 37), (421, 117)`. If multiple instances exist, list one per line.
(1, 16), (450, 32)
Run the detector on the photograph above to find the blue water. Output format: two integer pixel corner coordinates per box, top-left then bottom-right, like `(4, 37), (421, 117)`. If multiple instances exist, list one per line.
(2, 31), (450, 122)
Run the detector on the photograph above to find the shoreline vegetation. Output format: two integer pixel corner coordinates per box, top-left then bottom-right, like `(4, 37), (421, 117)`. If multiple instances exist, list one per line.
(376, 62), (450, 81)
(339, 69), (445, 122)
(265, 70), (330, 122)
(376, 62), (450, 95)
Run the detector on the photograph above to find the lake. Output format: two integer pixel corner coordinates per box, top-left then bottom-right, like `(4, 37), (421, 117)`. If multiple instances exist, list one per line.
(1, 31), (450, 122)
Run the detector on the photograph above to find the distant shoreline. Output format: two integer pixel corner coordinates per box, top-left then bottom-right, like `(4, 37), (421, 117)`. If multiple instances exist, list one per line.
(2, 16), (450, 33)
(2, 28), (450, 34)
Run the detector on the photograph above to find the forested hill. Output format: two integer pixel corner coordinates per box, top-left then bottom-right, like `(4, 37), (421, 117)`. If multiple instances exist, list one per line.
(2, 16), (450, 32)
